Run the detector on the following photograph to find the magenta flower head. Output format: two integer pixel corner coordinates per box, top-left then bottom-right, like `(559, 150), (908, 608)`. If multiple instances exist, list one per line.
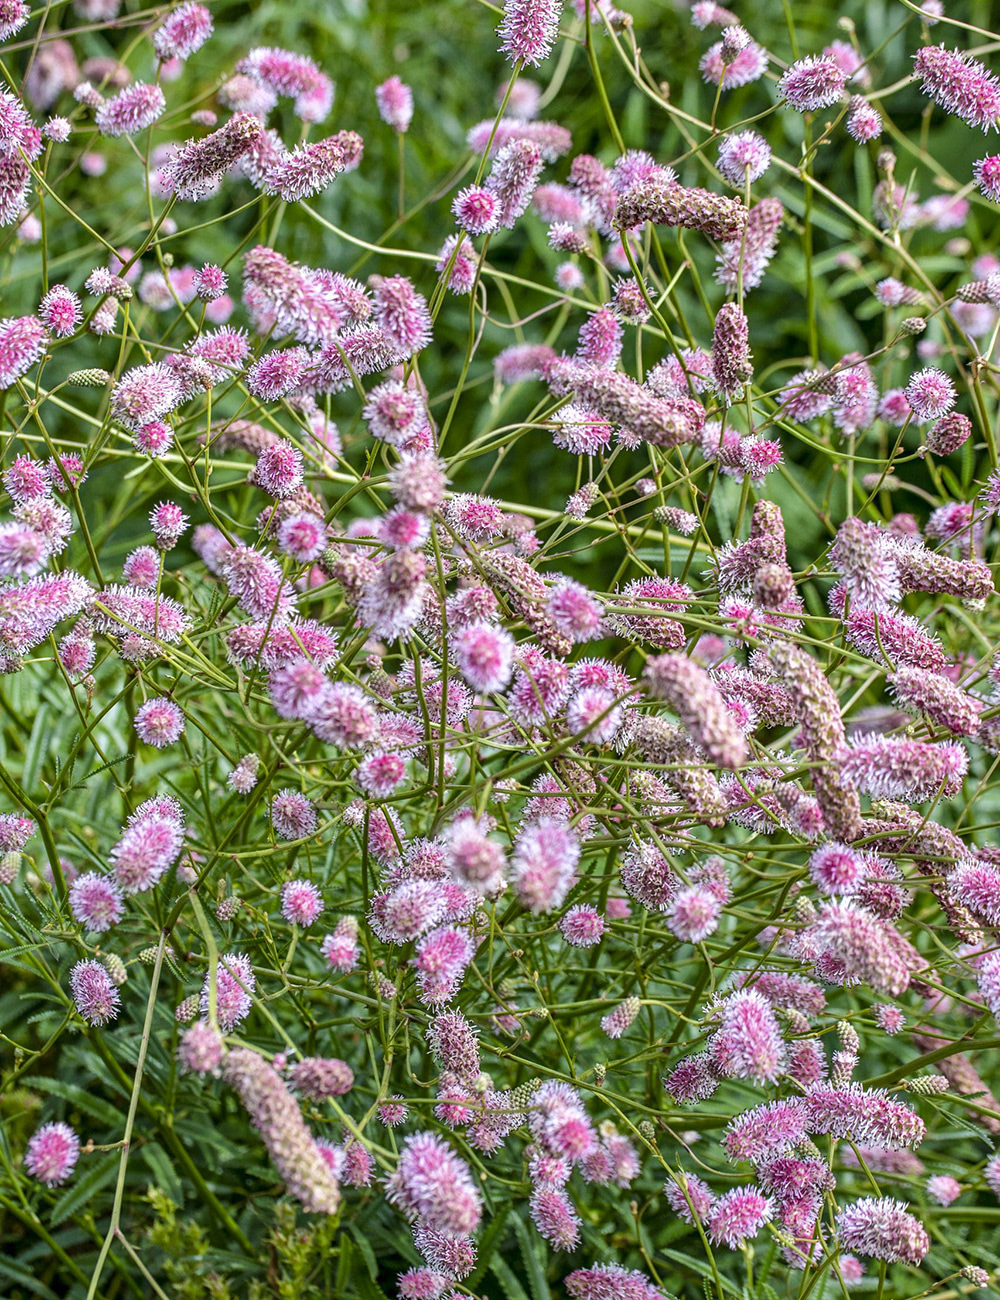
(247, 349), (308, 402)
(0, 316), (48, 389)
(24, 1122), (79, 1185)
(291, 1056), (354, 1099)
(486, 139), (544, 228)
(70, 958), (121, 1025)
(386, 1131), (482, 1236)
(134, 697), (186, 748)
(836, 1197), (929, 1265)
(95, 82), (165, 136)
(69, 871), (124, 931)
(723, 1099), (809, 1165)
(376, 76), (413, 131)
(153, 2), (213, 61)
(263, 131), (364, 203)
(371, 274), (432, 357)
(712, 301), (753, 404)
(161, 112), (263, 201)
(778, 56), (847, 111)
(0, 0), (29, 40)
(905, 366), (955, 421)
(513, 817), (580, 913)
(150, 500), (188, 548)
(38, 285), (81, 338)
(601, 995), (640, 1039)
(913, 44), (1000, 132)
(709, 989), (785, 1083)
(497, 0), (561, 67)
(559, 904), (604, 947)
(271, 790), (318, 840)
(452, 186), (499, 234)
(178, 1020), (225, 1074)
(707, 1186), (775, 1248)
(202, 951), (255, 1031)
(847, 96), (883, 142)
(717, 130), (771, 184)
(280, 878), (323, 926)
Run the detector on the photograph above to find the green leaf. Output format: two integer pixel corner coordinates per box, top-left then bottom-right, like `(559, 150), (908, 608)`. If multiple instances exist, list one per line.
(24, 1077), (124, 1127)
(142, 1141), (183, 1206)
(0, 1254), (61, 1300)
(489, 1253), (532, 1300)
(467, 1200), (511, 1286)
(48, 1150), (119, 1225)
(510, 1211), (550, 1300)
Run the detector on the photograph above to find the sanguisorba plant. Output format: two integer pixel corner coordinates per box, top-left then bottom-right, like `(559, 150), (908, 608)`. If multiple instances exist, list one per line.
(7, 0), (1000, 1294)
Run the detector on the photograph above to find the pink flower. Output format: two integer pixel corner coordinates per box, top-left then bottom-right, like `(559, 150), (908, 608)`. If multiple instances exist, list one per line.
(95, 82), (165, 136)
(376, 76), (413, 131)
(707, 1186), (775, 1248)
(271, 790), (318, 840)
(414, 925), (475, 1004)
(386, 1131), (482, 1236)
(69, 872), (124, 931)
(601, 995), (640, 1039)
(559, 904), (604, 947)
(178, 1021), (225, 1073)
(452, 186), (499, 234)
(24, 1122), (79, 1185)
(778, 56), (847, 111)
(453, 621), (515, 694)
(905, 367), (955, 421)
(70, 958), (120, 1025)
(202, 951), (255, 1031)
(709, 990), (786, 1083)
(0, 316), (48, 388)
(153, 2), (213, 60)
(280, 878), (323, 926)
(134, 697), (185, 748)
(913, 44), (1000, 132)
(836, 1197), (929, 1265)
(724, 1100), (809, 1165)
(497, 0), (561, 67)
(530, 1186), (580, 1249)
(513, 817), (580, 913)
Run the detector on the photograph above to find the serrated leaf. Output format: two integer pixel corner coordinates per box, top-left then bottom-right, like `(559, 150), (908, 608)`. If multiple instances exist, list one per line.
(48, 1150), (119, 1225)
(490, 1253), (532, 1300)
(467, 1201), (511, 1286)
(142, 1141), (183, 1206)
(510, 1212), (550, 1300)
(24, 1077), (123, 1127)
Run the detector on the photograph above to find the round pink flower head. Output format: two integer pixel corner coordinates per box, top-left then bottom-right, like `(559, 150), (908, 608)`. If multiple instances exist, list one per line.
(559, 904), (605, 948)
(247, 348), (308, 402)
(452, 186), (499, 235)
(497, 0), (561, 67)
(280, 878), (323, 926)
(202, 951), (255, 1030)
(454, 621), (515, 694)
(178, 1020), (225, 1073)
(69, 871), (124, 931)
(386, 1130), (483, 1236)
(356, 751), (407, 799)
(24, 1122), (80, 1186)
(38, 285), (81, 338)
(153, 1), (213, 61)
(547, 579), (604, 642)
(70, 958), (121, 1025)
(717, 130), (771, 185)
(251, 438), (305, 498)
(376, 76), (413, 132)
(809, 842), (863, 896)
(277, 512), (327, 563)
(835, 1196), (929, 1265)
(667, 884), (722, 943)
(95, 82), (166, 137)
(150, 500), (188, 549)
(194, 263), (227, 300)
(134, 697), (185, 748)
(927, 1174), (962, 1207)
(778, 56), (847, 112)
(905, 367), (955, 421)
(846, 96), (883, 143)
(707, 1186), (775, 1248)
(123, 545), (160, 587)
(271, 789), (318, 840)
(134, 420), (174, 457)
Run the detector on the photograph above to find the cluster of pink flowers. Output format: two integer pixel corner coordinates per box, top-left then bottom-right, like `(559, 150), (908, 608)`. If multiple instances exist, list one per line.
(8, 0), (1000, 1294)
